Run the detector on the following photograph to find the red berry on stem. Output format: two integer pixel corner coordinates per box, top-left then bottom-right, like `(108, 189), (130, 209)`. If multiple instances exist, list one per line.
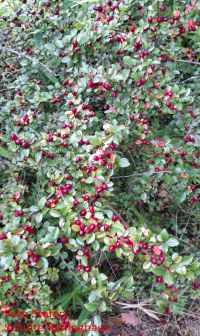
(109, 245), (115, 253)
(104, 224), (110, 232)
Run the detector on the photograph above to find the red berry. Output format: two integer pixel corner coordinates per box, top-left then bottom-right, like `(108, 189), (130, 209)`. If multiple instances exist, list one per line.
(84, 266), (91, 272)
(65, 184), (72, 190)
(11, 134), (18, 141)
(61, 141), (68, 147)
(0, 234), (7, 240)
(138, 242), (143, 249)
(23, 225), (30, 232)
(109, 245), (115, 253)
(159, 255), (165, 263)
(1, 306), (10, 314)
(45, 200), (51, 207)
(48, 153), (55, 159)
(103, 82), (112, 91)
(115, 241), (121, 248)
(79, 229), (85, 237)
(80, 209), (87, 217)
(83, 249), (89, 256)
(73, 200), (79, 207)
(76, 265), (83, 271)
(104, 225), (110, 232)
(100, 159), (107, 166)
(156, 276), (164, 283)
(93, 155), (99, 161)
(89, 206), (94, 214)
(150, 257), (157, 265)
(60, 237), (68, 244)
(112, 215), (117, 222)
(41, 150), (46, 157)
(22, 141), (30, 148)
(192, 281), (199, 290)
(130, 26), (136, 32)
(32, 254), (40, 262)
(14, 210), (24, 217)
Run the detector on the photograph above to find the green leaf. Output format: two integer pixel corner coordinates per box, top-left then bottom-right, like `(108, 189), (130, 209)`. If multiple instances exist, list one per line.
(0, 146), (11, 159)
(94, 315), (101, 326)
(177, 191), (187, 204)
(119, 158), (130, 168)
(35, 213), (43, 224)
(55, 40), (64, 48)
(89, 136), (102, 146)
(86, 233), (95, 244)
(38, 197), (46, 209)
(160, 229), (169, 242)
(103, 123), (116, 133)
(72, 0), (98, 8)
(0, 254), (13, 270)
(143, 262), (151, 270)
(181, 256), (193, 266)
(61, 56), (71, 64)
(152, 267), (165, 276)
(99, 301), (107, 312)
(49, 210), (60, 218)
(167, 238), (179, 247)
(78, 33), (90, 45)
(42, 70), (58, 84)
(35, 151), (42, 162)
(85, 302), (98, 312)
(124, 276), (134, 288)
(95, 212), (104, 220)
(77, 308), (90, 325)
(40, 257), (49, 273)
(123, 56), (136, 66)
(176, 266), (186, 275)
(48, 227), (60, 240)
(163, 271), (174, 285)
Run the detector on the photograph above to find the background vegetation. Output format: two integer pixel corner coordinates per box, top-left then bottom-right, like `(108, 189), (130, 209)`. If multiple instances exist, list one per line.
(0, 0), (200, 335)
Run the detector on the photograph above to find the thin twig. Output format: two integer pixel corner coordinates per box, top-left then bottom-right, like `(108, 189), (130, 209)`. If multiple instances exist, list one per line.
(176, 59), (200, 66)
(106, 205), (129, 227)
(114, 300), (152, 308)
(180, 210), (192, 240)
(181, 76), (200, 83)
(111, 170), (173, 179)
(0, 46), (58, 77)
(60, 256), (88, 289)
(103, 251), (118, 280)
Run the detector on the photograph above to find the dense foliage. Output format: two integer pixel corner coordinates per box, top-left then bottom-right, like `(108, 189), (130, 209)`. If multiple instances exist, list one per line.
(0, 0), (200, 334)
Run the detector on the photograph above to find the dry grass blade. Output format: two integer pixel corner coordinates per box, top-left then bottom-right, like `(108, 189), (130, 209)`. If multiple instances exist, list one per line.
(115, 301), (160, 321)
(114, 300), (152, 308)
(139, 308), (160, 321)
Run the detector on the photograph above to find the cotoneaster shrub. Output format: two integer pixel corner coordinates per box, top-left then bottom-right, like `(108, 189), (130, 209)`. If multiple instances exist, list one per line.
(0, 0), (200, 333)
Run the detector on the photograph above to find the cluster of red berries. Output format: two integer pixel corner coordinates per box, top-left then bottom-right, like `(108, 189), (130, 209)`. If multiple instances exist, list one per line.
(23, 225), (34, 234)
(27, 250), (40, 264)
(11, 134), (30, 148)
(87, 80), (112, 92)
